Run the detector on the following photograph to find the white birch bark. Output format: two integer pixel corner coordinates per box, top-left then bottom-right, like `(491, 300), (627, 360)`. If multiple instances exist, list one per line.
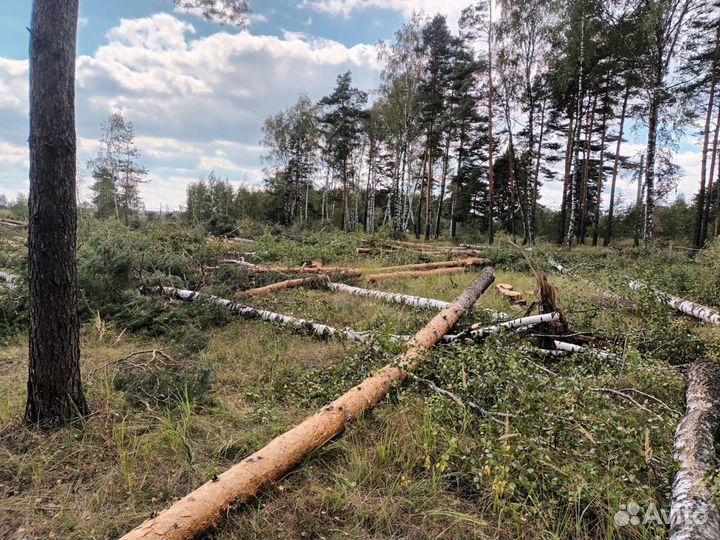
(670, 360), (720, 540)
(151, 286), (380, 348)
(628, 281), (720, 326)
(552, 340), (618, 361)
(443, 312), (560, 342)
(549, 259), (629, 305)
(0, 271), (18, 287)
(327, 282), (509, 320)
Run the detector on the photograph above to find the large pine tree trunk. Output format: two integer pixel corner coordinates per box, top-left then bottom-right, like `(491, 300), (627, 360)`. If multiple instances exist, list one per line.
(487, 24), (495, 245)
(670, 360), (720, 540)
(578, 93), (597, 244)
(25, 0), (89, 424)
(592, 90), (608, 246)
(123, 269), (495, 540)
(604, 85), (629, 247)
(695, 29), (719, 249)
(702, 95), (720, 246)
(434, 135), (451, 239)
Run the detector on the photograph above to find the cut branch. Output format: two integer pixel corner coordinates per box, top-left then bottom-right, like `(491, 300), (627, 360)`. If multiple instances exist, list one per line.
(123, 267), (495, 540)
(670, 360), (720, 540)
(628, 281), (720, 326)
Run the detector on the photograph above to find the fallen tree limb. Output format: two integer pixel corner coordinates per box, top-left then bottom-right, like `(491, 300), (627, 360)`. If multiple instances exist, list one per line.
(327, 282), (509, 320)
(628, 281), (720, 326)
(552, 340), (618, 361)
(123, 268), (495, 540)
(149, 287), (378, 347)
(670, 360), (720, 540)
(223, 260), (363, 277)
(239, 276), (327, 297)
(364, 266), (466, 283)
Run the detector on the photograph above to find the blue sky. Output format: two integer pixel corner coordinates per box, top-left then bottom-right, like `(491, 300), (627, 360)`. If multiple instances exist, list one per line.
(0, 0), (703, 211)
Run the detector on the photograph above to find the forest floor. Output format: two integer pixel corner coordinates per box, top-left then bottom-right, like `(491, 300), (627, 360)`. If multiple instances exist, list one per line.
(0, 222), (719, 539)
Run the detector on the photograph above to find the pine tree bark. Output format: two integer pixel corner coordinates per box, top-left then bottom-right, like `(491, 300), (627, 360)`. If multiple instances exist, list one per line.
(530, 97), (547, 244)
(25, 0), (89, 425)
(702, 95), (720, 246)
(604, 85), (629, 247)
(592, 89), (608, 246)
(487, 8), (495, 245)
(695, 27), (719, 249)
(579, 93), (598, 244)
(434, 135), (451, 239)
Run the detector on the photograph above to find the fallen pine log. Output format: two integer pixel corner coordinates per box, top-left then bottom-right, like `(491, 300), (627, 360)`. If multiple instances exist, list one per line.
(223, 260), (363, 277)
(364, 266), (467, 283)
(239, 276), (327, 297)
(123, 267), (495, 540)
(0, 218), (27, 229)
(670, 360), (720, 540)
(376, 257), (489, 273)
(628, 281), (720, 326)
(149, 287), (377, 347)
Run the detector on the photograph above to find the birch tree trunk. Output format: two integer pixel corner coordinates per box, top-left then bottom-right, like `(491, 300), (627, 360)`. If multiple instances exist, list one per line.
(579, 93), (597, 244)
(701, 92), (720, 246)
(670, 360), (720, 540)
(123, 269), (495, 540)
(628, 281), (720, 326)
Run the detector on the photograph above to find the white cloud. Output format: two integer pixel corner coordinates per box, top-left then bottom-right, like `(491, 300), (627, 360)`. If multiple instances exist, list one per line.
(301, 0), (470, 27)
(0, 12), (381, 210)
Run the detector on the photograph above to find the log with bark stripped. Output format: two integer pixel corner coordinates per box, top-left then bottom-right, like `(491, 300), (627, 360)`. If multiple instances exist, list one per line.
(670, 360), (720, 540)
(0, 218), (28, 229)
(123, 268), (495, 540)
(239, 276), (327, 297)
(364, 266), (467, 283)
(376, 257), (489, 273)
(628, 281), (720, 326)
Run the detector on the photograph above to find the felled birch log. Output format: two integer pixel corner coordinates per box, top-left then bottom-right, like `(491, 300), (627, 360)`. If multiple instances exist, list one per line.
(123, 268), (495, 540)
(150, 287), (377, 347)
(670, 360), (720, 540)
(549, 259), (633, 306)
(364, 266), (466, 283)
(326, 282), (509, 320)
(0, 271), (18, 288)
(628, 281), (720, 326)
(443, 312), (561, 342)
(552, 340), (618, 361)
